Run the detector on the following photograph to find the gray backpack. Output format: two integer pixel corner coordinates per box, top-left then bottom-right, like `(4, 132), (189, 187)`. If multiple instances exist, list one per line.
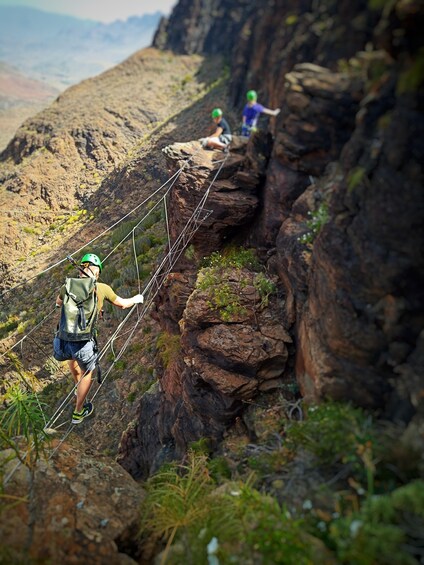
(58, 277), (98, 342)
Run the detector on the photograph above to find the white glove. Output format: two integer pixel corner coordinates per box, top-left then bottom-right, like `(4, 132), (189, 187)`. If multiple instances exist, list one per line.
(133, 294), (144, 304)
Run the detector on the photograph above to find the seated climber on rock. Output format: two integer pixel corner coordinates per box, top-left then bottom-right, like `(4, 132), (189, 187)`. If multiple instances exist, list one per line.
(200, 108), (232, 152)
(241, 90), (281, 137)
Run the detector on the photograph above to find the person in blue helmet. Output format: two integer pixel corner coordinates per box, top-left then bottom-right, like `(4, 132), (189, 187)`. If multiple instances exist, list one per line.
(200, 108), (232, 151)
(53, 253), (144, 424)
(241, 90), (281, 137)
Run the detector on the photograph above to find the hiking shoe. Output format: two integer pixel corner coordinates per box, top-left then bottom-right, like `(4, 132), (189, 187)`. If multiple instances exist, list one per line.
(72, 402), (94, 424)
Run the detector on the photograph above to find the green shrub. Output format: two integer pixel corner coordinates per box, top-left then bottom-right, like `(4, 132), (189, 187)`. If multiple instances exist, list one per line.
(0, 384), (49, 470)
(253, 272), (277, 307)
(328, 481), (424, 564)
(201, 247), (259, 271)
(156, 332), (181, 368)
(286, 402), (376, 491)
(0, 316), (19, 339)
(299, 203), (329, 245)
(139, 452), (318, 564)
(196, 247), (272, 321)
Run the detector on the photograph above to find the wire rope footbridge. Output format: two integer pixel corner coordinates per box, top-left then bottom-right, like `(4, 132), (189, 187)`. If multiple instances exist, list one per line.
(1, 146), (230, 483)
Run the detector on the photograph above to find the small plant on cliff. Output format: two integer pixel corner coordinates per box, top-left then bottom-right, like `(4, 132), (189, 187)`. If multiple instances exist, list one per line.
(327, 480), (424, 565)
(298, 203), (329, 245)
(156, 332), (181, 368)
(253, 272), (277, 307)
(0, 383), (49, 471)
(139, 451), (239, 564)
(285, 402), (377, 493)
(0, 315), (20, 339)
(197, 247), (275, 321)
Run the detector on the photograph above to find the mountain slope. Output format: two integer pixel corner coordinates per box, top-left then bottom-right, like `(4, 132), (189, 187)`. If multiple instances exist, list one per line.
(0, 6), (162, 89)
(0, 62), (59, 151)
(0, 48), (229, 293)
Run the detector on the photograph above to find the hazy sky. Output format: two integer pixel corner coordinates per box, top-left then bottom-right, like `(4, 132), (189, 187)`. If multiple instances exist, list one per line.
(0, 0), (177, 22)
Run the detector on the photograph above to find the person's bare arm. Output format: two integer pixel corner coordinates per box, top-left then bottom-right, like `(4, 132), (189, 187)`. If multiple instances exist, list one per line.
(111, 294), (144, 309)
(56, 296), (63, 307)
(213, 126), (224, 137)
(262, 107), (281, 117)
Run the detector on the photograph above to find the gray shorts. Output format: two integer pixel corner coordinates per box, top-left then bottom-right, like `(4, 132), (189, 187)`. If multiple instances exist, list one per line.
(219, 134), (232, 145)
(53, 337), (98, 372)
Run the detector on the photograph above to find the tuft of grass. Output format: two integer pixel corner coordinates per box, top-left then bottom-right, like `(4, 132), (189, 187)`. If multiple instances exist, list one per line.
(298, 203), (329, 245)
(138, 401), (423, 564)
(197, 247), (275, 320)
(156, 332), (181, 368)
(285, 14), (298, 25)
(0, 384), (49, 471)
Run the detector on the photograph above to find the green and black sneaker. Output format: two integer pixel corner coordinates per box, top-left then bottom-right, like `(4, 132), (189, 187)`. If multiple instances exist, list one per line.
(72, 402), (94, 424)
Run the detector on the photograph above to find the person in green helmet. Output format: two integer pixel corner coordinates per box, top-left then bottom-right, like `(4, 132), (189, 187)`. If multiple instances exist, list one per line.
(53, 253), (144, 424)
(200, 108), (232, 151)
(241, 90), (281, 137)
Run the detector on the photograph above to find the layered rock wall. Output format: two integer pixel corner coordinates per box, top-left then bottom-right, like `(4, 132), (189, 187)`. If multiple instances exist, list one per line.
(149, 0), (424, 441)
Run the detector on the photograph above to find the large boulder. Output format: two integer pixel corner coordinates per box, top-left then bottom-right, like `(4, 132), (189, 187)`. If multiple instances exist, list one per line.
(0, 437), (145, 564)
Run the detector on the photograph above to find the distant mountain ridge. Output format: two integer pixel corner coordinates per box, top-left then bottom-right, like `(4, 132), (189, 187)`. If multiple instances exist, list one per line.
(0, 5), (162, 89)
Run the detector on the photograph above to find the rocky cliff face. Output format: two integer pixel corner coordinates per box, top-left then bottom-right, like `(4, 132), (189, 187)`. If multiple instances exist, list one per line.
(1, 0), (422, 497)
(154, 0), (423, 414)
(119, 138), (293, 478)
(118, 0), (424, 476)
(154, 0), (379, 104)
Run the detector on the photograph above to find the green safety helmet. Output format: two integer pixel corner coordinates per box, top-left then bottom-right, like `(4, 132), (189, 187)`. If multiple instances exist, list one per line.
(80, 253), (103, 272)
(211, 108), (223, 118)
(246, 90), (257, 101)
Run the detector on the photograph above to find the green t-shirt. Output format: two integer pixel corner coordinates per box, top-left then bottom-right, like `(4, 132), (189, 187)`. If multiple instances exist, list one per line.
(59, 280), (117, 312)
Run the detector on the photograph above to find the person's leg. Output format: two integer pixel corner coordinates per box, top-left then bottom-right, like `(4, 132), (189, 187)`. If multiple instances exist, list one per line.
(206, 136), (227, 150)
(75, 370), (92, 412)
(68, 360), (82, 385)
(71, 340), (97, 412)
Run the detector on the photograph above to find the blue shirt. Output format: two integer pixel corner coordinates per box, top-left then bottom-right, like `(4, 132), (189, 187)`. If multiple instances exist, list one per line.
(242, 102), (265, 127)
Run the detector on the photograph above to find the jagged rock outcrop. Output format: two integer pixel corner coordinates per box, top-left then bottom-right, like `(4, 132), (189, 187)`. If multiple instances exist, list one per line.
(162, 135), (269, 257)
(151, 0), (423, 420)
(119, 274), (291, 479)
(295, 74), (424, 410)
(273, 2), (424, 413)
(118, 140), (292, 478)
(250, 62), (364, 248)
(0, 438), (144, 563)
(154, 0), (378, 107)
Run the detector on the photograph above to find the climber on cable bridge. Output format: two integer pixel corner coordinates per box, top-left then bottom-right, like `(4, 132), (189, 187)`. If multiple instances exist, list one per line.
(200, 108), (232, 152)
(241, 90), (281, 137)
(53, 253), (144, 425)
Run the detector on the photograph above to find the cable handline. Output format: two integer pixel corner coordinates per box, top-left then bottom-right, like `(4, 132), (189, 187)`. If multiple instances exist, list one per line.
(98, 151), (229, 364)
(88, 151), (229, 404)
(0, 154), (198, 300)
(3, 147), (228, 480)
(101, 189), (167, 262)
(0, 149), (202, 361)
(0, 307), (57, 362)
